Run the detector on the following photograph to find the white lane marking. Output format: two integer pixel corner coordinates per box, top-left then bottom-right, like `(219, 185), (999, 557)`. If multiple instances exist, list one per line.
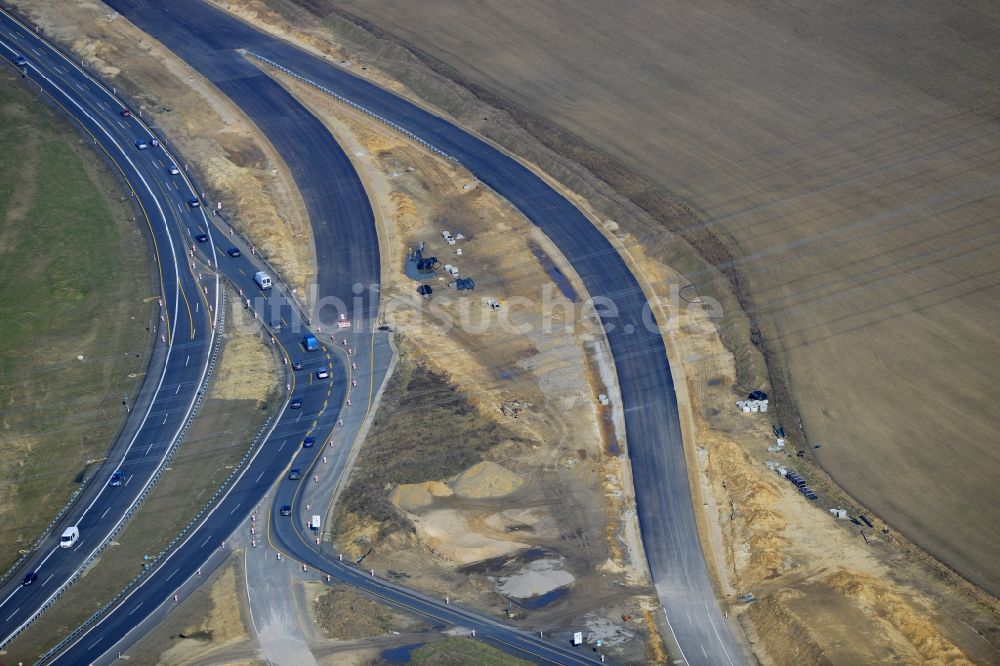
(200, 538), (211, 549)
(73, 541), (84, 552)
(229, 503), (241, 515)
(277, 440), (285, 452)
(705, 603), (737, 666)
(0, 13), (220, 651)
(185, 355), (190, 367)
(175, 385), (181, 395)
(255, 469), (266, 483)
(116, 120), (126, 130)
(0, 588), (19, 611)
(177, 203), (184, 213)
(5, 608), (21, 622)
(127, 602), (143, 616)
(87, 636), (102, 651)
(41, 574), (54, 587)
(165, 569), (178, 581)
(125, 474), (133, 487)
(162, 415), (168, 425)
(101, 507), (111, 520)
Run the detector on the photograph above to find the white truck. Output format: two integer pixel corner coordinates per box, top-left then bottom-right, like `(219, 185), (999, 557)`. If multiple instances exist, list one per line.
(254, 271), (272, 290)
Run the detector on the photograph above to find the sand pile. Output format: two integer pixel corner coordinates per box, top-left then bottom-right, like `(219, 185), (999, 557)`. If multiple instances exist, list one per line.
(390, 480), (454, 512)
(450, 461), (524, 498)
(411, 509), (528, 563)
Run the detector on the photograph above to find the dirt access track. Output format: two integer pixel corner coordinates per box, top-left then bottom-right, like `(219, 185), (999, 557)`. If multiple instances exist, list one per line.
(12, 0), (999, 662)
(310, 0), (1000, 599)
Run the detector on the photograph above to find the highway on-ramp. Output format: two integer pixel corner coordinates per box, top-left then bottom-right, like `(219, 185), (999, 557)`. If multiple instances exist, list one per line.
(3, 1), (742, 663)
(94, 1), (743, 663)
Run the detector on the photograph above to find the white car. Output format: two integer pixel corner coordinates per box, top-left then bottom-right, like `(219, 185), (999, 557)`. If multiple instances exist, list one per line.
(168, 165), (180, 175)
(316, 368), (330, 380)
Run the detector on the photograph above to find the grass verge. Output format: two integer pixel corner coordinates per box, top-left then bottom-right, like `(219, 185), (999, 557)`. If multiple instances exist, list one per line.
(0, 70), (155, 571)
(412, 637), (533, 666)
(6, 291), (280, 661)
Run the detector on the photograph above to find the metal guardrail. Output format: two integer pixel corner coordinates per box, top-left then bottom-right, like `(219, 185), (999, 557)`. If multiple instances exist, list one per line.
(7, 292), (228, 655)
(0, 485), (86, 591)
(36, 433), (282, 663)
(212, 208), (313, 327)
(241, 49), (456, 162)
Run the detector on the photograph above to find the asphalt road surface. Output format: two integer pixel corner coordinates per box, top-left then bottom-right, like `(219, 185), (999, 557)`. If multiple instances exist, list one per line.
(3, 1), (741, 663)
(0, 11), (220, 648)
(94, 1), (743, 663)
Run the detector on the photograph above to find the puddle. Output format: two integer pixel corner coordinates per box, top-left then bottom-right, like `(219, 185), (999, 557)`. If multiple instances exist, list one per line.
(496, 558), (575, 599)
(381, 643), (424, 663)
(529, 242), (578, 302)
(512, 585), (569, 609)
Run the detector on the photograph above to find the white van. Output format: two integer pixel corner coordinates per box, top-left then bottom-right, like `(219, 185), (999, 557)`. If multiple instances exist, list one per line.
(254, 271), (272, 290)
(59, 526), (80, 549)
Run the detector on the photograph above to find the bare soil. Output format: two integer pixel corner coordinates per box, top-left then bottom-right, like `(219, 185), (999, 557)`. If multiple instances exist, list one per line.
(254, 0), (1000, 599)
(13, 0), (317, 294)
(207, 2), (1000, 662)
(130, 556), (259, 666)
(268, 68), (661, 661)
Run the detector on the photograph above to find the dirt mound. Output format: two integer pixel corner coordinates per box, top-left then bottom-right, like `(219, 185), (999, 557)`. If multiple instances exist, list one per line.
(748, 590), (831, 665)
(824, 570), (971, 665)
(411, 509), (528, 563)
(449, 461), (524, 498)
(391, 483), (433, 512)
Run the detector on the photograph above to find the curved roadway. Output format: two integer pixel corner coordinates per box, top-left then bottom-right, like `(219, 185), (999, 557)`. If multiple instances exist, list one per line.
(0, 15), (218, 648)
(93, 1), (743, 663)
(3, 1), (742, 664)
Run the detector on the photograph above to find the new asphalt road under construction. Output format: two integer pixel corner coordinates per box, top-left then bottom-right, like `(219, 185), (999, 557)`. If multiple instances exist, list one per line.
(6, 0), (743, 663)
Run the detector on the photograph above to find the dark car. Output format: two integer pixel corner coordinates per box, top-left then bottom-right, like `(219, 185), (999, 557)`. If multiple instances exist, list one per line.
(194, 233), (209, 243)
(291, 359), (303, 371)
(303, 437), (315, 448)
(119, 108), (131, 117)
(269, 319), (283, 331)
(187, 196), (201, 208)
(109, 471), (125, 487)
(288, 469), (302, 481)
(289, 398), (303, 409)
(14, 55), (27, 67)
(280, 504), (292, 516)
(227, 247), (241, 257)
(22, 571), (37, 586)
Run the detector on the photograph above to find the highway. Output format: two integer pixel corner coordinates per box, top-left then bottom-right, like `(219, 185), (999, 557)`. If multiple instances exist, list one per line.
(0, 6), (604, 665)
(1, 1), (742, 663)
(90, 1), (743, 663)
(0, 14), (220, 648)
